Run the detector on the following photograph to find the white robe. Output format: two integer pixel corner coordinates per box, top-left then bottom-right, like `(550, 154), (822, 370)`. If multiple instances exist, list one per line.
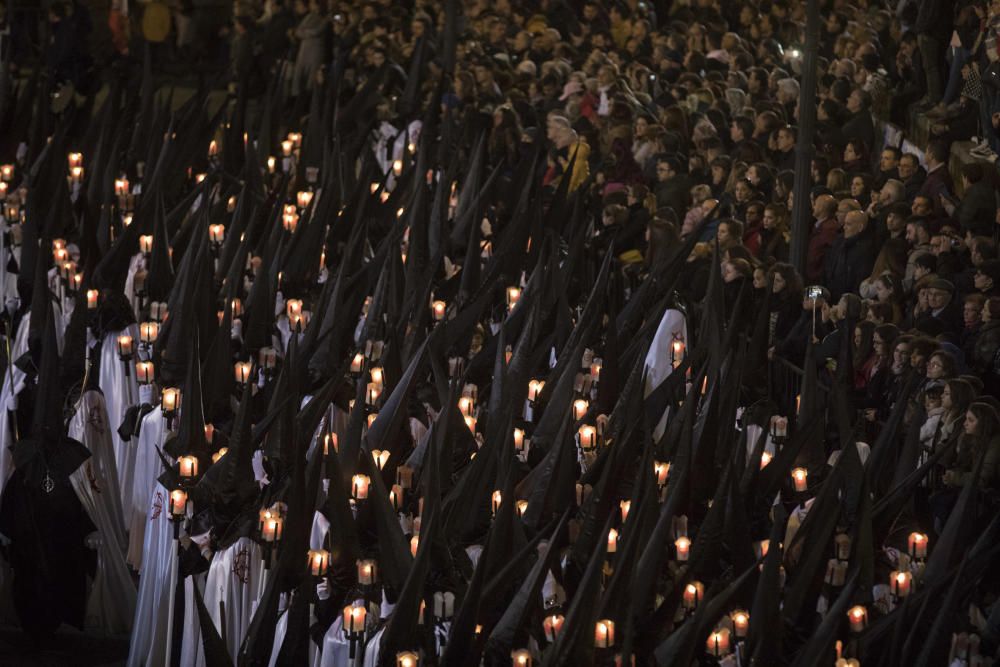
(198, 537), (264, 665)
(127, 406), (168, 570)
(126, 483), (178, 667)
(68, 390), (135, 634)
(98, 324), (140, 527)
(0, 311), (30, 496)
(643, 308), (688, 441)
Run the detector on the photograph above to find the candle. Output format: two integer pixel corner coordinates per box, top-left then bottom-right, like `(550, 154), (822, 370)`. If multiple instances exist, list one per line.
(380, 191), (390, 203)
(908, 532), (928, 559)
(464, 415), (478, 434)
(458, 396), (474, 417)
(357, 559), (377, 585)
(117, 334), (133, 358)
(527, 380), (544, 402)
(392, 159), (403, 176)
(234, 361), (252, 383)
(162, 387), (180, 413)
(230, 298), (243, 318)
(890, 570), (911, 598)
(178, 455), (199, 479)
(350, 353), (364, 374)
(307, 549), (330, 576)
(590, 358), (602, 381)
(69, 166), (84, 184)
(1, 164), (13, 181)
(760, 451), (773, 468)
(682, 582), (704, 609)
(139, 234), (153, 254)
(572, 399), (589, 421)
(343, 603), (367, 633)
(847, 605), (867, 632)
(835, 533), (851, 561)
(513, 428), (525, 452)
(0, 181), (7, 200)
(281, 140), (293, 157)
(366, 383), (381, 406)
(671, 340), (685, 366)
(433, 591), (455, 619)
(619, 500), (631, 522)
(732, 610), (749, 638)
(675, 536), (691, 561)
(755, 540), (770, 559)
(122, 213), (134, 226)
(432, 300), (446, 321)
(297, 190), (314, 209)
(139, 321), (159, 344)
(707, 629), (731, 657)
(352, 474), (370, 500)
(283, 211), (298, 233)
(68, 152), (83, 169)
(543, 614), (564, 642)
(53, 247), (68, 264)
(324, 433), (338, 454)
(410, 535), (419, 557)
(795, 394), (801, 414)
(211, 448), (227, 463)
(149, 301), (169, 321)
(168, 489), (187, 517)
(371, 449), (390, 470)
(607, 528), (618, 553)
(370, 366), (384, 388)
(578, 425), (597, 451)
(261, 516), (283, 542)
(397, 466), (414, 489)
(208, 140), (218, 157)
(516, 499), (528, 516)
(259, 347), (277, 370)
(72, 273), (82, 291)
(825, 558), (847, 586)
(791, 467), (808, 492)
(396, 652), (418, 667)
(506, 286), (521, 310)
(594, 619), (615, 648)
(286, 299), (303, 320)
(511, 649), (531, 667)
(209, 224), (225, 243)
(136, 361), (154, 384)
(114, 177), (129, 196)
(654, 460), (670, 486)
(267, 156), (277, 173)
(773, 416), (788, 437)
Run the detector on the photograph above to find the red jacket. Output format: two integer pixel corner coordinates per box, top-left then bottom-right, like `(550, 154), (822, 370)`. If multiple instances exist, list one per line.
(806, 217), (841, 283)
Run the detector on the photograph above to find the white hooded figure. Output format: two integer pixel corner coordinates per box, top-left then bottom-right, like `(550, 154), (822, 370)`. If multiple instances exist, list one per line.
(0, 311), (31, 496)
(97, 323), (140, 525)
(643, 308), (689, 441)
(126, 482), (180, 667)
(68, 389), (135, 634)
(199, 536), (265, 665)
(127, 404), (169, 570)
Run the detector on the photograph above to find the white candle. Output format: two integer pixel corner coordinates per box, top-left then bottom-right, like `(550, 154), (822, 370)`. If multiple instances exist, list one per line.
(572, 399), (589, 421)
(343, 603), (367, 633)
(432, 300), (446, 321)
(168, 489), (187, 517)
(890, 570), (911, 598)
(178, 455), (198, 479)
(791, 467), (808, 492)
(357, 559), (377, 584)
(607, 528), (618, 553)
(209, 224), (225, 243)
(707, 629), (731, 657)
(675, 536), (691, 561)
(307, 549), (329, 576)
(234, 362), (252, 383)
(847, 605), (867, 632)
(352, 474), (370, 500)
(136, 361), (154, 384)
(578, 425), (597, 451)
(594, 619), (615, 648)
(908, 532), (928, 559)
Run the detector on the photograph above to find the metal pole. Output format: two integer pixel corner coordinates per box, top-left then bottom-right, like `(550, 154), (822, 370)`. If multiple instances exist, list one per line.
(789, 0), (821, 277)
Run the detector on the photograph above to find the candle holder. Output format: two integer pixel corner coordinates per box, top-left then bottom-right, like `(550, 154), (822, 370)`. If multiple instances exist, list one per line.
(161, 387), (180, 430)
(117, 334), (134, 378)
(542, 611), (565, 643)
(343, 602), (367, 658)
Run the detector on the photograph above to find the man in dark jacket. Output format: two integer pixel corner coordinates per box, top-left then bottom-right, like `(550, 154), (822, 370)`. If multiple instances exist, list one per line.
(654, 154), (692, 219)
(824, 210), (876, 301)
(842, 87), (876, 152)
(953, 163), (997, 237)
(806, 194), (841, 283)
(899, 152), (927, 201)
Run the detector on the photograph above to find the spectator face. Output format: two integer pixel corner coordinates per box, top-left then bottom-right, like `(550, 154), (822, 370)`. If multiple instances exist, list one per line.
(843, 211), (866, 237)
(730, 122), (744, 142)
(963, 409), (979, 436)
(910, 348), (926, 369)
(873, 333), (887, 357)
(722, 261), (741, 283)
(911, 197), (932, 217)
(850, 177), (866, 198)
(747, 204), (763, 225)
(717, 223), (733, 245)
(893, 342), (910, 370)
(711, 165), (727, 185)
(898, 156), (918, 179)
(772, 271), (786, 292)
(926, 355), (946, 379)
(734, 180), (752, 202)
(753, 268), (767, 289)
(656, 161), (674, 182)
(763, 208), (778, 229)
(975, 271), (994, 292)
(776, 129), (795, 151)
(853, 326), (863, 348)
(964, 301), (982, 327)
(880, 150), (899, 172)
(634, 117), (648, 138)
(843, 143), (859, 163)
(847, 89), (863, 113)
(836, 201), (856, 225)
(927, 288), (950, 310)
(886, 212), (904, 233)
(930, 235), (952, 256)
(875, 279), (891, 302)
